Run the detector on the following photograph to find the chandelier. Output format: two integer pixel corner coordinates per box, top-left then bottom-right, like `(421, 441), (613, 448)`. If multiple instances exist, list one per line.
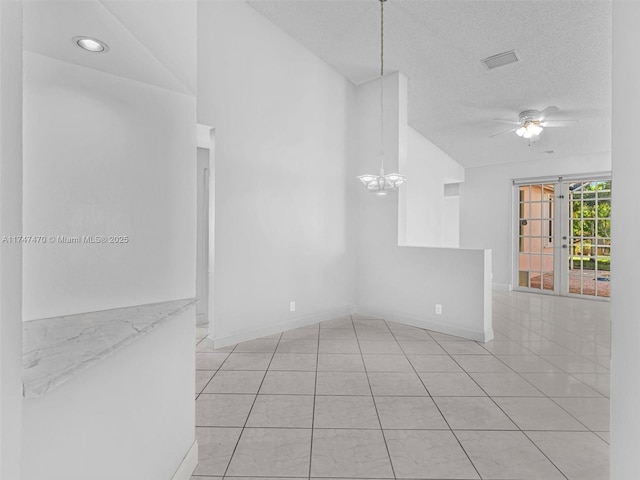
(357, 0), (405, 196)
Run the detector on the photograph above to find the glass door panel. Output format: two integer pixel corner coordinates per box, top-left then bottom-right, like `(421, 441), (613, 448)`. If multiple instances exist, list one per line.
(517, 183), (555, 292)
(567, 180), (611, 298)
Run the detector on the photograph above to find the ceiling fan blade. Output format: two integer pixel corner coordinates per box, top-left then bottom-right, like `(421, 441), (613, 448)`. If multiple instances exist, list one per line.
(493, 119), (520, 125)
(535, 106), (559, 121)
(541, 120), (578, 127)
(489, 128), (516, 138)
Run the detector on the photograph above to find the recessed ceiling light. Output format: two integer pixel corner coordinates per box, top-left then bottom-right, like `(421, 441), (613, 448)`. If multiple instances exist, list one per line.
(481, 50), (519, 70)
(72, 36), (109, 53)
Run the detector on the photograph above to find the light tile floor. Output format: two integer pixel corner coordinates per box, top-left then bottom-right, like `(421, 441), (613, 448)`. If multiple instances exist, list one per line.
(192, 290), (610, 480)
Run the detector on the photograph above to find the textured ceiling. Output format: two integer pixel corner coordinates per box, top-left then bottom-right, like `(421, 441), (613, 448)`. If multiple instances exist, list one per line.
(248, 0), (611, 168)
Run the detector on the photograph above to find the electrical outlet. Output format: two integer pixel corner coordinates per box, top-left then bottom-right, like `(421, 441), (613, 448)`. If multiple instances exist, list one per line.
(435, 304), (442, 315)
(290, 301), (296, 312)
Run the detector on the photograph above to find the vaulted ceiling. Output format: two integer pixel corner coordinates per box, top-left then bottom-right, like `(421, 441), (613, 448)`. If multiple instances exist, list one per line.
(23, 0), (196, 95)
(248, 0), (611, 168)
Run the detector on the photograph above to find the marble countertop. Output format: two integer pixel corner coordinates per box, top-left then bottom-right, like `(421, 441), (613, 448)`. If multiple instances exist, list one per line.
(22, 298), (196, 398)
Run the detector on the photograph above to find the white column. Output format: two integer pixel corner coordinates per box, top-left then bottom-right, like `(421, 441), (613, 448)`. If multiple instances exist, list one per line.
(611, 2), (640, 478)
(0, 1), (24, 479)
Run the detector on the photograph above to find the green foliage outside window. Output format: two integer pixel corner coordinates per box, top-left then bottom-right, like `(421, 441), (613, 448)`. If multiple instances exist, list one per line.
(571, 180), (611, 238)
(570, 181), (611, 267)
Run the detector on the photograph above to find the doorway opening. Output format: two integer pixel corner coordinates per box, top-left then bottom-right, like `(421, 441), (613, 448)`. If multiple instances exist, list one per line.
(196, 125), (215, 331)
(514, 175), (611, 299)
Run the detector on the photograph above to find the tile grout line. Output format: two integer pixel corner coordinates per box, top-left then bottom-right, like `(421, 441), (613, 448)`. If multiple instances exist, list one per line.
(196, 337), (239, 400)
(492, 320), (610, 395)
(386, 320), (483, 480)
(193, 425), (606, 432)
(196, 352), (233, 401)
(220, 332), (284, 478)
(352, 315), (398, 480)
(466, 334), (602, 434)
(456, 371), (571, 479)
(428, 331), (576, 479)
(520, 429), (570, 480)
(545, 395), (604, 433)
(308, 321), (321, 480)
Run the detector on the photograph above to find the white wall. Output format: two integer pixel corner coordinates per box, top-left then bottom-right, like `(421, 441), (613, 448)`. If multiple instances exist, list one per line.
(611, 3), (640, 478)
(198, 1), (357, 344)
(401, 126), (464, 247)
(0, 2), (24, 478)
(356, 73), (492, 342)
(22, 53), (196, 320)
(459, 154), (611, 289)
(21, 307), (195, 480)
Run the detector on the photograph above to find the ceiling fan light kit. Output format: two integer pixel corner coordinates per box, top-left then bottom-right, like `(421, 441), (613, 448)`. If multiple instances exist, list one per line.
(490, 105), (577, 145)
(357, 0), (406, 195)
(515, 110), (545, 139)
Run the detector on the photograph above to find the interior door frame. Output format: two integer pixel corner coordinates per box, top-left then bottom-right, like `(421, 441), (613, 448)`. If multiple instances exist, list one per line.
(557, 181), (570, 296)
(511, 172), (612, 299)
(196, 124), (216, 335)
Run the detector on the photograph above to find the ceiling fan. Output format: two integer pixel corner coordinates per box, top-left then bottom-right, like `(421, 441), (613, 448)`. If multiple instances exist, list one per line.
(490, 106), (577, 144)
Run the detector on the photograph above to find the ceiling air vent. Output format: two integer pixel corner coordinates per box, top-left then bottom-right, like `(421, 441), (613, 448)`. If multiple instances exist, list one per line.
(481, 50), (519, 70)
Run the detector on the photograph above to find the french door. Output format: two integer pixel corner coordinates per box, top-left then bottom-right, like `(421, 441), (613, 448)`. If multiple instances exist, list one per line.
(514, 176), (611, 299)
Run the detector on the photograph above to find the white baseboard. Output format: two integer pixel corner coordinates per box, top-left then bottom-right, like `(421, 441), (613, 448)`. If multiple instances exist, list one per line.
(483, 327), (495, 342)
(196, 313), (208, 326)
(171, 440), (198, 480)
(356, 306), (493, 343)
(492, 282), (512, 292)
(205, 304), (494, 346)
(210, 304), (356, 349)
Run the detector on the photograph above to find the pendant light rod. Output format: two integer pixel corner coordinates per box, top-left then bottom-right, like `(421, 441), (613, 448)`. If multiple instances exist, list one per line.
(380, 0), (385, 172)
(380, 0), (385, 77)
